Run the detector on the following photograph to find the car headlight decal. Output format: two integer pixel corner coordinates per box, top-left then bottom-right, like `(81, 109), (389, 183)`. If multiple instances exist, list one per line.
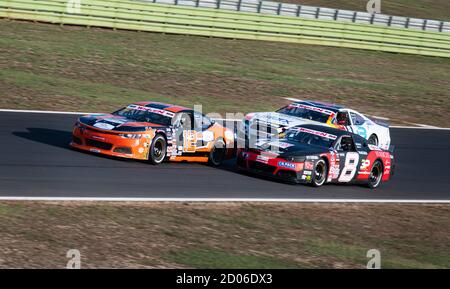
(119, 133), (142, 139)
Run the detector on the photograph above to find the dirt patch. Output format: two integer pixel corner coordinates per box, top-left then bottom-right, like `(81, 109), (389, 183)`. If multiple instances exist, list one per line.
(0, 201), (448, 268)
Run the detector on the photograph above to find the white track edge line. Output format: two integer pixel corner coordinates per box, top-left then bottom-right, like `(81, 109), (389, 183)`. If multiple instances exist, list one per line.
(0, 197), (449, 203)
(1, 109), (449, 130)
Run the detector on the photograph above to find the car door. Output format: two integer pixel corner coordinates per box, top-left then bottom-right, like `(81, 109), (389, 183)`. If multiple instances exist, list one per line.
(173, 110), (217, 154)
(172, 111), (196, 153)
(334, 135), (361, 183)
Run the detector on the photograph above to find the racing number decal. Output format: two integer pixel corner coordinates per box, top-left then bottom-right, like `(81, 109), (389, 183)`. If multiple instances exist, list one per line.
(183, 130), (197, 153)
(338, 152), (360, 182)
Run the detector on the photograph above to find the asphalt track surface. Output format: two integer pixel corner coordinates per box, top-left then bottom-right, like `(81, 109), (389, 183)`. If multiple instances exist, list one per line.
(0, 111), (449, 201)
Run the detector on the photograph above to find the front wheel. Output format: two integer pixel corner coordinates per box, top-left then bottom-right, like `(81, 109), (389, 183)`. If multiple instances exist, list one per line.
(311, 159), (328, 187)
(367, 160), (383, 189)
(208, 139), (226, 166)
(148, 134), (166, 165)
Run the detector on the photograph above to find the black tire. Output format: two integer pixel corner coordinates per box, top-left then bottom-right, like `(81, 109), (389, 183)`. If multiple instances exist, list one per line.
(368, 134), (378, 146)
(209, 139), (226, 166)
(311, 159), (328, 187)
(148, 134), (166, 165)
(367, 160), (383, 189)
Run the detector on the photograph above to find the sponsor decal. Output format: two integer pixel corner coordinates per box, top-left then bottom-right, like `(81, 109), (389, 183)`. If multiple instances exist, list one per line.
(358, 151), (368, 155)
(93, 122), (115, 130)
(288, 103), (334, 115)
(304, 161), (314, 170)
(128, 104), (175, 118)
(361, 159), (371, 170)
(257, 114), (289, 126)
(295, 127), (337, 140)
(201, 131), (214, 142)
(303, 170), (312, 176)
(328, 151), (339, 180)
(368, 144), (382, 151)
(89, 148), (100, 153)
(278, 161), (296, 169)
(375, 151), (390, 158)
(329, 165), (340, 179)
(103, 118), (126, 125)
(138, 148), (144, 154)
(256, 155), (270, 164)
(274, 142), (294, 149)
(330, 151), (336, 162)
(306, 155), (319, 160)
(357, 127), (367, 139)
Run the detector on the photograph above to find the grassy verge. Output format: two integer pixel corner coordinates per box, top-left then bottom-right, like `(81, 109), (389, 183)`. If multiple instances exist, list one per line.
(0, 202), (448, 268)
(0, 20), (449, 126)
(281, 0), (450, 21)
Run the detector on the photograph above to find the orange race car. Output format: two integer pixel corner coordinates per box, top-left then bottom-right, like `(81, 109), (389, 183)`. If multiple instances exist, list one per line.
(70, 101), (235, 165)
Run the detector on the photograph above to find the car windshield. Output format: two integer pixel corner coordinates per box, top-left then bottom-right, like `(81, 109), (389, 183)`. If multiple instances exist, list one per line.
(113, 105), (174, 126)
(284, 127), (337, 148)
(277, 103), (334, 123)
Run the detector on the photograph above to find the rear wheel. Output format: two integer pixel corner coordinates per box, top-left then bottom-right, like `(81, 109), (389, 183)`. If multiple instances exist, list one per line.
(148, 134), (166, 165)
(311, 159), (328, 187)
(209, 139), (226, 166)
(368, 134), (378, 146)
(367, 160), (383, 189)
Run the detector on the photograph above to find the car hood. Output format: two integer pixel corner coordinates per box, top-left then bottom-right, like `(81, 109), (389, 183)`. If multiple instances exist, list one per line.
(255, 139), (327, 157)
(78, 114), (164, 132)
(250, 112), (322, 128)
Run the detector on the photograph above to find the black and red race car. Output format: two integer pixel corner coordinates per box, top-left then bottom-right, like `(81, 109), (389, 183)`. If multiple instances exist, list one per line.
(237, 124), (394, 188)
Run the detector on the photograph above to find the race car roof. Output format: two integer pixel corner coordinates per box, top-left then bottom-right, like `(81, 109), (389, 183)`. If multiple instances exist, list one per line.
(293, 100), (345, 112)
(133, 101), (190, 113)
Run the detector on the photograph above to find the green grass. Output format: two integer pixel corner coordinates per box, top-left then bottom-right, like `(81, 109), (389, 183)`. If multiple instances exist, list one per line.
(281, 0), (450, 21)
(0, 19), (449, 125)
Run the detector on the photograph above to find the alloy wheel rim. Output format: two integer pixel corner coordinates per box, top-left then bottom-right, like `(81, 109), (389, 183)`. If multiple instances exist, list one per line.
(315, 161), (325, 184)
(153, 140), (165, 161)
(370, 163), (382, 186)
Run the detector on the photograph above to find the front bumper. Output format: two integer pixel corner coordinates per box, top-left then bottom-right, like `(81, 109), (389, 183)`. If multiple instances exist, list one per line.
(70, 126), (151, 160)
(236, 150), (311, 184)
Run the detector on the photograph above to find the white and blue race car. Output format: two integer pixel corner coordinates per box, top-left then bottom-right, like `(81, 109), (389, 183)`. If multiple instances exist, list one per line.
(242, 100), (391, 150)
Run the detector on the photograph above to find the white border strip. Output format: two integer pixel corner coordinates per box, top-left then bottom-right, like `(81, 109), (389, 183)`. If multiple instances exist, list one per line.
(1, 108), (449, 130)
(0, 197), (449, 203)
